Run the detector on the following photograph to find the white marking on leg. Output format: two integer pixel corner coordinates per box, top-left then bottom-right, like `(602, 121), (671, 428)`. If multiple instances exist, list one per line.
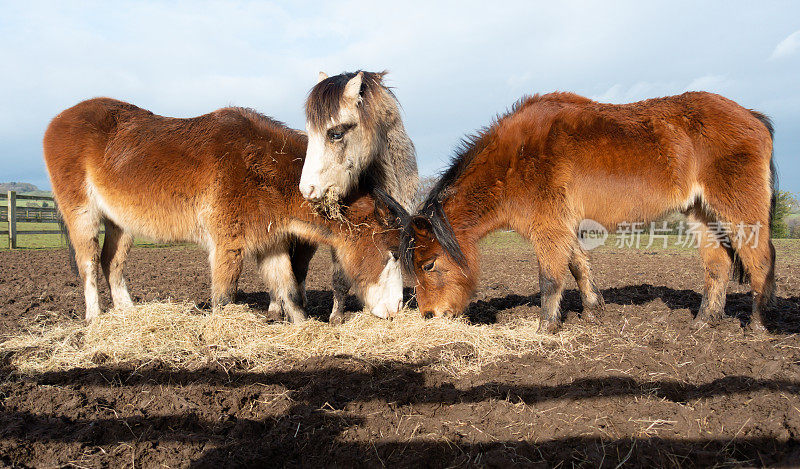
(84, 260), (101, 322)
(258, 251), (307, 323)
(111, 278), (133, 308)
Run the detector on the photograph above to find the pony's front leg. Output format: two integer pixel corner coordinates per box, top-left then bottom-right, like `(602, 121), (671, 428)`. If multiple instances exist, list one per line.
(209, 245), (244, 308)
(257, 250), (307, 323)
(329, 249), (352, 326)
(266, 237), (315, 319)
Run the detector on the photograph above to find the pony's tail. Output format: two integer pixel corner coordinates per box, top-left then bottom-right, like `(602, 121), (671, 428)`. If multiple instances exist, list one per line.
(765, 138), (778, 306)
(56, 204), (79, 278)
(731, 251), (749, 285)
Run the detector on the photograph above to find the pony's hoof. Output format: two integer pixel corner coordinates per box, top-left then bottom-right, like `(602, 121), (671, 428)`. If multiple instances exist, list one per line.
(692, 317), (708, 329)
(537, 319), (561, 334)
(581, 308), (601, 323)
(693, 309), (722, 328)
(85, 309), (102, 323)
(287, 311), (308, 324)
(745, 320), (768, 336)
(691, 314), (714, 329)
(329, 313), (345, 326)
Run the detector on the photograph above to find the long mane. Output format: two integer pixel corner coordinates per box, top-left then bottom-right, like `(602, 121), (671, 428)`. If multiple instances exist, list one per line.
(305, 70), (392, 132)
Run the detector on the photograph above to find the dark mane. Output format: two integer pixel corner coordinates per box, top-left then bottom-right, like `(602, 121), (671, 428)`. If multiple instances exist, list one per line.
(401, 96), (540, 272)
(305, 70), (392, 131)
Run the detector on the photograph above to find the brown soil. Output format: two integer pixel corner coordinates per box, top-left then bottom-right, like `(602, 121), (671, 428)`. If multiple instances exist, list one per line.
(2, 244), (800, 467)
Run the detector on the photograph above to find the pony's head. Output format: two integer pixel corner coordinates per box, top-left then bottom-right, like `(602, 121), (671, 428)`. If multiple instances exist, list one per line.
(401, 200), (478, 318)
(332, 188), (410, 318)
(301, 70), (393, 202)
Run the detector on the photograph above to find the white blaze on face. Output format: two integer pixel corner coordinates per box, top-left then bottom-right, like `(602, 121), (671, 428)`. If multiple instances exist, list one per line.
(299, 125), (329, 200)
(362, 254), (403, 319)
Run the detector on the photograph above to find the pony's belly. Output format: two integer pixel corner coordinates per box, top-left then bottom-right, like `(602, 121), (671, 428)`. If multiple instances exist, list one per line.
(87, 179), (204, 244)
(581, 185), (697, 228)
(576, 172), (701, 227)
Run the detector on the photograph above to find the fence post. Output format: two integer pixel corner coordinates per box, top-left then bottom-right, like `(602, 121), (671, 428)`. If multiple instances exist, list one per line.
(8, 191), (17, 249)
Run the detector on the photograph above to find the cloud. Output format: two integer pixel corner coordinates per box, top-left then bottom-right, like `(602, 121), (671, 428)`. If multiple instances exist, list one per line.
(683, 74), (734, 93)
(591, 74), (734, 104)
(1, 1), (799, 191)
(591, 81), (679, 104)
(770, 30), (800, 60)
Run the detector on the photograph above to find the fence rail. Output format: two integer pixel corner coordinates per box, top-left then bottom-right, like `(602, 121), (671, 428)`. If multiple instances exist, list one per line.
(0, 206), (60, 223)
(2, 191), (64, 247)
(0, 192), (54, 201)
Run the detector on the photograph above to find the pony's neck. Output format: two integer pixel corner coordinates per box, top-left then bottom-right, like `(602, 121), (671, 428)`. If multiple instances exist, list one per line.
(441, 145), (506, 245)
(369, 92), (419, 211)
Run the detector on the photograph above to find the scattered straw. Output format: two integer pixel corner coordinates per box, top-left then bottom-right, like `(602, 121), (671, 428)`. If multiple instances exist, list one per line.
(0, 302), (576, 376)
(306, 188), (346, 222)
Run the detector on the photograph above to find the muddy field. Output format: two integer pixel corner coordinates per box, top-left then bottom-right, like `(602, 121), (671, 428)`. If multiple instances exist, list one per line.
(2, 240), (800, 467)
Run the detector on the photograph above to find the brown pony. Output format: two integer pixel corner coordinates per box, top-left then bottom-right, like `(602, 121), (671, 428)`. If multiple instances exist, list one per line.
(402, 92), (776, 333)
(44, 98), (407, 323)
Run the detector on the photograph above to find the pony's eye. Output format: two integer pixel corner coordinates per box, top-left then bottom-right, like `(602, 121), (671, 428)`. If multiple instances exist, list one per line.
(327, 123), (355, 141)
(422, 260), (435, 272)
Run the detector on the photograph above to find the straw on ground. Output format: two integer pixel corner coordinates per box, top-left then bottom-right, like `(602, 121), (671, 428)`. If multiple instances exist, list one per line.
(0, 302), (579, 375)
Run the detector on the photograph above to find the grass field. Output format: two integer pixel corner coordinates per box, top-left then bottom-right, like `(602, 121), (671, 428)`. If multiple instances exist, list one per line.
(0, 222), (186, 250)
(5, 226), (799, 256)
(480, 230), (800, 257)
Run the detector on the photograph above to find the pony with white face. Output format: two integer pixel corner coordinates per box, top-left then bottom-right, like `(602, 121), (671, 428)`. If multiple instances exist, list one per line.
(301, 71), (419, 324)
(301, 71), (418, 207)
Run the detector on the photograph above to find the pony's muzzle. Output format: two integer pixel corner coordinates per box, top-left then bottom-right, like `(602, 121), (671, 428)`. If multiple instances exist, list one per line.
(363, 256), (403, 320)
(369, 298), (402, 319)
(300, 182), (321, 201)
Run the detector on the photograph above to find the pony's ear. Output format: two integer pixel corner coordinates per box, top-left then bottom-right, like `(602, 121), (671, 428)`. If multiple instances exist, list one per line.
(373, 192), (409, 229)
(317, 71), (328, 83)
(411, 216), (433, 237)
(343, 72), (363, 101)
(374, 200), (399, 228)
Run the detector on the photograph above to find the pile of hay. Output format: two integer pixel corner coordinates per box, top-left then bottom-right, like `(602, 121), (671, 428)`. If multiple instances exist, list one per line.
(0, 302), (579, 375)
(306, 188), (346, 222)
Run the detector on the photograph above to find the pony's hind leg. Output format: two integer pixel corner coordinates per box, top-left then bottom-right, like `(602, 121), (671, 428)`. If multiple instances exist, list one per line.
(701, 172), (775, 332)
(100, 219), (134, 309)
(330, 249), (352, 326)
(62, 206), (103, 322)
(730, 234), (775, 333)
(209, 244), (244, 309)
(257, 249), (307, 323)
(266, 238), (316, 319)
(568, 243), (604, 322)
(688, 211), (732, 326)
(290, 239), (317, 309)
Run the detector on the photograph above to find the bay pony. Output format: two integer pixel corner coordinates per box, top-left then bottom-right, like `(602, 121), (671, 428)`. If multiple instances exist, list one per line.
(44, 98), (405, 323)
(402, 92), (776, 333)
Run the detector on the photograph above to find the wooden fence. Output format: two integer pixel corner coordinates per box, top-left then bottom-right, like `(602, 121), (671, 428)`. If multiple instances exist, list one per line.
(1, 191), (65, 248)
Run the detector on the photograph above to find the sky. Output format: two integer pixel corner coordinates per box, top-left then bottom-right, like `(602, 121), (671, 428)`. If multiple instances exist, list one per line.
(1, 1), (798, 192)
